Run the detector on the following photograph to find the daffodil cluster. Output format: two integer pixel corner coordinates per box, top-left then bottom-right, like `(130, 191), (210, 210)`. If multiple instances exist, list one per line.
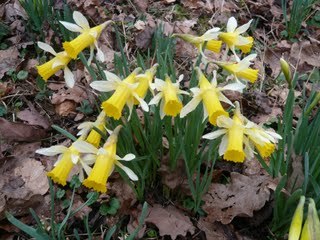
(36, 11), (111, 88)
(36, 120), (138, 193)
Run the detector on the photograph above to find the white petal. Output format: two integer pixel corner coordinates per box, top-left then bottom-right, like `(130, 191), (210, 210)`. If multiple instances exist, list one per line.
(216, 116), (233, 128)
(134, 95), (149, 112)
(243, 53), (257, 62)
(64, 67), (75, 88)
(116, 153), (135, 161)
(236, 36), (251, 46)
(220, 82), (246, 92)
(154, 78), (165, 90)
(201, 28), (220, 40)
(80, 161), (92, 176)
(37, 42), (57, 56)
(190, 87), (201, 95)
(219, 134), (228, 156)
(59, 21), (83, 32)
(202, 129), (227, 140)
(104, 71), (122, 82)
(36, 145), (68, 156)
(235, 19), (253, 34)
(217, 92), (234, 106)
(116, 162), (138, 181)
(90, 80), (118, 92)
(149, 93), (163, 105)
(180, 96), (202, 118)
(81, 154), (97, 165)
(87, 44), (94, 65)
(79, 169), (84, 182)
(178, 74), (184, 83)
(244, 137), (254, 159)
(52, 59), (64, 69)
(236, 60), (252, 72)
(73, 11), (90, 30)
(227, 17), (237, 32)
(127, 98), (134, 121)
(202, 107), (209, 122)
(210, 70), (217, 87)
(72, 140), (98, 154)
(159, 100), (165, 119)
(265, 131), (282, 140)
(71, 154), (79, 164)
(78, 122), (94, 130)
(95, 42), (105, 62)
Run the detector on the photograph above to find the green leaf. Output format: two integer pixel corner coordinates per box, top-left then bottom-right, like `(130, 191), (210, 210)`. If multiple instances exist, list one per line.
(0, 105), (7, 117)
(62, 199), (70, 209)
(86, 192), (99, 206)
(69, 175), (81, 189)
(16, 70), (28, 80)
(56, 188), (65, 199)
(5, 211), (50, 240)
(52, 124), (77, 141)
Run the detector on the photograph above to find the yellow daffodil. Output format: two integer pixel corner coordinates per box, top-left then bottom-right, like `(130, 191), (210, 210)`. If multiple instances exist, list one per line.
(73, 126), (138, 193)
(60, 11), (112, 64)
(202, 104), (246, 162)
(36, 42), (74, 88)
(301, 198), (320, 240)
(220, 54), (259, 84)
(173, 28), (222, 55)
(289, 196), (305, 240)
(134, 63), (159, 102)
(203, 102), (282, 162)
(90, 68), (149, 120)
(244, 121), (282, 158)
(77, 111), (107, 147)
(180, 67), (245, 125)
(149, 75), (189, 119)
(35, 138), (94, 185)
(219, 17), (253, 59)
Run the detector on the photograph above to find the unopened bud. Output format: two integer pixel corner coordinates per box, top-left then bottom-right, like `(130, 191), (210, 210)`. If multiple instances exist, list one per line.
(289, 196), (305, 240)
(280, 58), (292, 87)
(301, 198), (320, 240)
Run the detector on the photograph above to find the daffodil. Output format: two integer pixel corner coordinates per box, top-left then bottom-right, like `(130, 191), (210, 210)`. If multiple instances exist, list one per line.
(149, 74), (188, 119)
(134, 63), (159, 102)
(90, 68), (149, 120)
(77, 111), (107, 147)
(301, 198), (320, 240)
(73, 126), (138, 193)
(35, 138), (94, 185)
(244, 121), (282, 158)
(36, 42), (75, 88)
(220, 54), (259, 84)
(289, 196), (305, 240)
(172, 28), (222, 55)
(180, 67), (245, 125)
(60, 11), (112, 64)
(218, 17), (253, 59)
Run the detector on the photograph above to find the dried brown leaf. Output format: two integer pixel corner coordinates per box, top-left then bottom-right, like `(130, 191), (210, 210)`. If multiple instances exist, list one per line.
(197, 218), (228, 240)
(145, 204), (195, 239)
(17, 109), (50, 129)
(0, 46), (20, 79)
(203, 172), (271, 224)
(0, 118), (47, 142)
(0, 157), (48, 219)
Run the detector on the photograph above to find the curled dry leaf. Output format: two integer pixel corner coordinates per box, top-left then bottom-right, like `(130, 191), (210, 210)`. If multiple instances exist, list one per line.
(197, 218), (229, 240)
(145, 204), (195, 239)
(0, 117), (47, 142)
(0, 157), (49, 219)
(202, 172), (271, 224)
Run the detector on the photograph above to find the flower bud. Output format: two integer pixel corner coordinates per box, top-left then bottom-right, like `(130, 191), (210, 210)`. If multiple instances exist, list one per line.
(280, 58), (292, 87)
(301, 198), (320, 240)
(289, 196), (305, 240)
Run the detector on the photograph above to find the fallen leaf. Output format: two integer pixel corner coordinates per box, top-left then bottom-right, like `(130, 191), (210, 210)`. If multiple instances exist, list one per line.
(0, 157), (49, 219)
(133, 0), (148, 12)
(145, 204), (195, 239)
(287, 154), (304, 192)
(0, 46), (20, 79)
(203, 172), (271, 224)
(0, 118), (47, 142)
(72, 195), (92, 220)
(135, 26), (155, 49)
(17, 109), (50, 129)
(197, 218), (229, 240)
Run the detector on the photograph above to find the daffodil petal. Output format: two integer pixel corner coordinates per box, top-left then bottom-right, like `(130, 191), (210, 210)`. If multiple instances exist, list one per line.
(219, 134), (228, 156)
(202, 129), (227, 140)
(180, 96), (202, 118)
(73, 140), (98, 154)
(73, 11), (90, 30)
(90, 80), (118, 92)
(64, 67), (75, 88)
(227, 17), (237, 32)
(37, 42), (57, 56)
(116, 162), (138, 181)
(59, 21), (83, 32)
(36, 145), (68, 156)
(116, 153), (135, 161)
(236, 19), (252, 34)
